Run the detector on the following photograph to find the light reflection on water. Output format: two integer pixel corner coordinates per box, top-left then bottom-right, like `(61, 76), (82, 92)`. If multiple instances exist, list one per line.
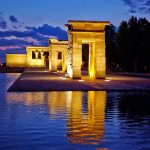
(6, 91), (106, 145)
(0, 73), (150, 150)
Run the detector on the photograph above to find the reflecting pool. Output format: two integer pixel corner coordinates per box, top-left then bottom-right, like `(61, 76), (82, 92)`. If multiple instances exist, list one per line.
(0, 73), (150, 150)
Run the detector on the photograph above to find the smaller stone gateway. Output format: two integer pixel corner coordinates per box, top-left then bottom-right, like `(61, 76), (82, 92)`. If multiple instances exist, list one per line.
(6, 20), (109, 79)
(49, 38), (68, 72)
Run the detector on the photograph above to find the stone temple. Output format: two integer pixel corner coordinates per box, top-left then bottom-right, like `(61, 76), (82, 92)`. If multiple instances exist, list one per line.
(6, 20), (109, 79)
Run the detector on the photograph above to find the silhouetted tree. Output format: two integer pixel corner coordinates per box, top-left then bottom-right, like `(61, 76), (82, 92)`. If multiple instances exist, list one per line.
(105, 24), (118, 71)
(138, 18), (150, 72)
(128, 16), (140, 72)
(105, 16), (150, 73)
(117, 21), (129, 71)
(117, 16), (150, 72)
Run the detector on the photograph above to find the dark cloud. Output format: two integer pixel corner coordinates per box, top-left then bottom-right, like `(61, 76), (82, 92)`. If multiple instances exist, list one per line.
(0, 30), (48, 42)
(9, 15), (18, 23)
(0, 16), (7, 29)
(129, 9), (137, 14)
(0, 38), (34, 46)
(144, 1), (150, 5)
(26, 24), (68, 40)
(0, 24), (67, 46)
(122, 0), (150, 13)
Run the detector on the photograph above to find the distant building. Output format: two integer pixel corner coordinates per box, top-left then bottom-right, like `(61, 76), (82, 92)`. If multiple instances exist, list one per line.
(6, 38), (68, 72)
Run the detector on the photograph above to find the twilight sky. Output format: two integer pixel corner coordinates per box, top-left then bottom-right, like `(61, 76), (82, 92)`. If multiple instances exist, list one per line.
(0, 0), (150, 62)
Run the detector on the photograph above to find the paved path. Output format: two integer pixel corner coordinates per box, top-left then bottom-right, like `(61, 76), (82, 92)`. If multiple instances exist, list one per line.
(8, 68), (150, 92)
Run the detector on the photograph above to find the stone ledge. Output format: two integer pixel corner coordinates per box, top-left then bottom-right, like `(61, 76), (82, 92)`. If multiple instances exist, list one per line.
(7, 68), (150, 92)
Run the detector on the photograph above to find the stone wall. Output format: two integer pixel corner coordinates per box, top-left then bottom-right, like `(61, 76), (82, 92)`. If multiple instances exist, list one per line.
(26, 47), (49, 67)
(6, 54), (27, 67)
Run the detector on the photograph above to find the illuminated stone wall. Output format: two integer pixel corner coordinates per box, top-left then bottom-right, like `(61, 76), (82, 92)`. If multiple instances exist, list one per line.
(65, 20), (109, 79)
(6, 38), (67, 69)
(49, 38), (68, 72)
(26, 46), (49, 67)
(6, 54), (27, 67)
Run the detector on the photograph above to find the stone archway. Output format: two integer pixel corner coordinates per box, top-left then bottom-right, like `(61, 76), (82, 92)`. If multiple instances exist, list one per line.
(65, 20), (109, 79)
(49, 38), (68, 72)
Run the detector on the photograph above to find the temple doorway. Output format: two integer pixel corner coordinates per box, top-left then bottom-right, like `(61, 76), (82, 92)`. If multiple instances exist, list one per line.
(81, 43), (95, 78)
(44, 52), (49, 68)
(57, 51), (62, 71)
(81, 44), (89, 76)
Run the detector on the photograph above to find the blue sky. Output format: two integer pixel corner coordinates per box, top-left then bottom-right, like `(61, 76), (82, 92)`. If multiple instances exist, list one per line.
(0, 0), (150, 63)
(1, 0), (149, 27)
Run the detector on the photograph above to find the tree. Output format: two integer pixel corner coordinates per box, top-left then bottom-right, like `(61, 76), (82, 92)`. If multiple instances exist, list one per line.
(106, 16), (150, 73)
(128, 16), (140, 72)
(138, 18), (150, 72)
(117, 16), (150, 72)
(117, 21), (129, 71)
(105, 24), (118, 71)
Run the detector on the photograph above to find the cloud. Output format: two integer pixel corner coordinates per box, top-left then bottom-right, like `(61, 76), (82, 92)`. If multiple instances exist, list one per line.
(0, 24), (68, 46)
(0, 16), (7, 29)
(0, 13), (68, 62)
(122, 0), (150, 13)
(0, 38), (36, 46)
(9, 15), (18, 23)
(26, 24), (67, 40)
(0, 45), (23, 51)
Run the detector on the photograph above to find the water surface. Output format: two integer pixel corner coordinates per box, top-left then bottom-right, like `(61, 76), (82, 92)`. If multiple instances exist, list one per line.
(0, 73), (150, 150)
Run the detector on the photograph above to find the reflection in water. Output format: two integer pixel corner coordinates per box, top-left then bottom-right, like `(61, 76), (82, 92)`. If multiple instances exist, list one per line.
(7, 92), (47, 105)
(1, 74), (150, 150)
(67, 91), (106, 144)
(7, 91), (106, 145)
(47, 92), (67, 118)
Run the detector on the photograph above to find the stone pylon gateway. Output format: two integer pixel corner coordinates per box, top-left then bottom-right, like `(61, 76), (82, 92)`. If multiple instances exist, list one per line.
(65, 20), (109, 79)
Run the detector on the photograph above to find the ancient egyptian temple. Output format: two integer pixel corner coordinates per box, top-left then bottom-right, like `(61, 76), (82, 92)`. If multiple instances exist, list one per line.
(6, 20), (109, 79)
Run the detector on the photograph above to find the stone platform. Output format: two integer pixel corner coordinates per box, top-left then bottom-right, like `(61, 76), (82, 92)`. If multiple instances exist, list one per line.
(8, 68), (150, 92)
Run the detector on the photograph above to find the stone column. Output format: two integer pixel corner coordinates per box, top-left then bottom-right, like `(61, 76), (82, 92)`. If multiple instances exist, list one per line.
(41, 50), (44, 59)
(40, 50), (44, 66)
(95, 32), (106, 78)
(35, 50), (39, 59)
(62, 50), (67, 72)
(67, 32), (73, 77)
(49, 48), (58, 72)
(71, 41), (82, 79)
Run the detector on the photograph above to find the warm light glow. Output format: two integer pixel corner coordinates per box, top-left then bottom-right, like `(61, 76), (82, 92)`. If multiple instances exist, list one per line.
(67, 91), (106, 144)
(47, 92), (67, 118)
(106, 77), (112, 80)
(6, 54), (27, 67)
(78, 79), (84, 82)
(59, 77), (66, 80)
(89, 42), (96, 78)
(6, 92), (47, 105)
(6, 91), (106, 144)
(104, 79), (110, 82)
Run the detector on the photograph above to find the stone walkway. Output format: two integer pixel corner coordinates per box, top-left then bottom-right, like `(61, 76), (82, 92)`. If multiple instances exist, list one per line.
(8, 68), (150, 92)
